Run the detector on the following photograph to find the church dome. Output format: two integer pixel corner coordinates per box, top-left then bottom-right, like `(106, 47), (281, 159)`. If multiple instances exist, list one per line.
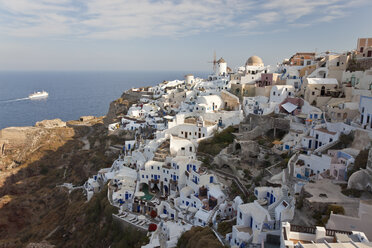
(246, 55), (264, 66)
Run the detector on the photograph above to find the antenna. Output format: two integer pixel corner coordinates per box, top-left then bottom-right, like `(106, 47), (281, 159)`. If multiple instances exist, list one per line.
(208, 50), (217, 72)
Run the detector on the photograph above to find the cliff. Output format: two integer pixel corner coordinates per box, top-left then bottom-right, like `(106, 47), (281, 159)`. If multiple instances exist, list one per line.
(104, 90), (152, 126)
(0, 117), (147, 247)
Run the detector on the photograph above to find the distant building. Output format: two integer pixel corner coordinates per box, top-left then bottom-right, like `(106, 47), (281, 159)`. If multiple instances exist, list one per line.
(357, 37), (372, 54)
(359, 96), (372, 130)
(289, 52), (316, 66)
(281, 222), (370, 248)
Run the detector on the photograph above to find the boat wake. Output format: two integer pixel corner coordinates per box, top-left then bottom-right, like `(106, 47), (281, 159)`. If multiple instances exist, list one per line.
(0, 97), (30, 103)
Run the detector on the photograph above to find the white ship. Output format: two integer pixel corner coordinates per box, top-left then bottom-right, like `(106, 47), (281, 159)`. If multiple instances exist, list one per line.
(29, 90), (49, 99)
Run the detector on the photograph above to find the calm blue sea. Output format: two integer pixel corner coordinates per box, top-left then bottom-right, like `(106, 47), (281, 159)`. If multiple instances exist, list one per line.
(0, 71), (208, 129)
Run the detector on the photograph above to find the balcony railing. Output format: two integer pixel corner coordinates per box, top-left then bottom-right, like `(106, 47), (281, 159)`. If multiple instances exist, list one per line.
(290, 224), (316, 234)
(325, 228), (352, 236)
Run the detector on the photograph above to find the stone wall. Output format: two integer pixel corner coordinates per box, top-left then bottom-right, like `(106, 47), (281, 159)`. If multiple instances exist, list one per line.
(238, 114), (290, 140)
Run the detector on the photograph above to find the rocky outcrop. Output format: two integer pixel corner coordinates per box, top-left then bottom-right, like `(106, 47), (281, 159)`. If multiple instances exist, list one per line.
(35, 119), (66, 128)
(0, 126), (74, 171)
(104, 90), (149, 126)
(348, 148), (372, 191)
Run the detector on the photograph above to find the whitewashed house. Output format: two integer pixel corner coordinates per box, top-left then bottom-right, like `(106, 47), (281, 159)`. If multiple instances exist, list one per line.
(270, 85), (295, 103)
(228, 186), (294, 246)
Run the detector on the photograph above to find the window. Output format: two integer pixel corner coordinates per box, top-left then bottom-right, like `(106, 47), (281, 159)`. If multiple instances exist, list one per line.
(189, 147), (192, 152)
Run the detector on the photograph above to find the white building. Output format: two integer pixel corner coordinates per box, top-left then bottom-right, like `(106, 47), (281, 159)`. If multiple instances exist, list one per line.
(301, 127), (340, 150)
(111, 166), (137, 206)
(270, 85), (295, 103)
(359, 96), (372, 130)
(281, 222), (370, 248)
(195, 95), (223, 113)
(228, 186), (294, 246)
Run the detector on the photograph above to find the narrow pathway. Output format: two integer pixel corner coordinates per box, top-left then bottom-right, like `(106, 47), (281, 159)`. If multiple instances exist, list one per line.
(213, 169), (249, 197)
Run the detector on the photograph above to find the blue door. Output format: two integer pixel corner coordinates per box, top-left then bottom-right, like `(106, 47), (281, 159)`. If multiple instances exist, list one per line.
(250, 217), (253, 228)
(163, 209), (167, 214)
(308, 140), (312, 149)
(137, 205), (140, 212)
(210, 176), (214, 183)
(270, 194), (274, 204)
(128, 144), (131, 150)
(305, 169), (310, 177)
(125, 193), (129, 200)
(154, 175), (157, 180)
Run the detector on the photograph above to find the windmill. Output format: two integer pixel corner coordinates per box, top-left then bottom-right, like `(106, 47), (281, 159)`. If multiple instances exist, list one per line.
(208, 51), (217, 73)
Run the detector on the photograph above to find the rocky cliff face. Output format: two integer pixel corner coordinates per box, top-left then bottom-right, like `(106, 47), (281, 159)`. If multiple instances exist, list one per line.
(104, 90), (151, 126)
(0, 87), (155, 247)
(0, 117), (148, 247)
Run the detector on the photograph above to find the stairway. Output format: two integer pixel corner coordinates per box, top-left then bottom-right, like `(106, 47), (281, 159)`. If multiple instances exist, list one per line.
(207, 202), (221, 224)
(153, 140), (170, 162)
(268, 186), (292, 220)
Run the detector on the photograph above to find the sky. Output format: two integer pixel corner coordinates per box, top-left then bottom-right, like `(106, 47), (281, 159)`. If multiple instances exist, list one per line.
(0, 0), (371, 72)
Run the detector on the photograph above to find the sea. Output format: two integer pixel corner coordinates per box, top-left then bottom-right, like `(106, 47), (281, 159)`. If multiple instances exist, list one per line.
(0, 71), (209, 129)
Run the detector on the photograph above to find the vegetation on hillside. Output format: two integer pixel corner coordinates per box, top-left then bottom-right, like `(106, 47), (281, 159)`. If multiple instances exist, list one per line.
(217, 220), (234, 236)
(347, 149), (369, 178)
(197, 126), (237, 156)
(177, 226), (224, 248)
(0, 123), (147, 247)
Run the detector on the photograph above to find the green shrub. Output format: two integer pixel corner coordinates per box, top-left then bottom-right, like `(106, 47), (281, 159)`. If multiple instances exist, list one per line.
(217, 220), (234, 236)
(327, 205), (345, 215)
(197, 126), (237, 156)
(341, 188), (362, 197)
(347, 149), (369, 178)
(40, 166), (49, 175)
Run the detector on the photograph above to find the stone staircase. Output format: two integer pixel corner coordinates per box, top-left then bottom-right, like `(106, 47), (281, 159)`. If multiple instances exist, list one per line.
(207, 202), (222, 225)
(153, 140), (170, 162)
(268, 186), (292, 221)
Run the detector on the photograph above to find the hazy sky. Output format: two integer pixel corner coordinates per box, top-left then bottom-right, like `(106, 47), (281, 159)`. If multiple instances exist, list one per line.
(0, 0), (371, 72)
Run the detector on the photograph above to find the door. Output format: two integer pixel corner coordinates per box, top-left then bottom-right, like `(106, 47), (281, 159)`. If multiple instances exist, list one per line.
(185, 132), (188, 138)
(321, 86), (325, 96)
(250, 217), (253, 228)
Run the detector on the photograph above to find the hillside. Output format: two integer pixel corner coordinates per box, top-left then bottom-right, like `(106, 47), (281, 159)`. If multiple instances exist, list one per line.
(0, 117), (147, 247)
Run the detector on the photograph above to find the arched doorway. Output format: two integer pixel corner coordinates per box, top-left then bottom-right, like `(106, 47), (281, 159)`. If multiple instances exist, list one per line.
(235, 143), (241, 151)
(321, 86), (325, 96)
(164, 185), (169, 194)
